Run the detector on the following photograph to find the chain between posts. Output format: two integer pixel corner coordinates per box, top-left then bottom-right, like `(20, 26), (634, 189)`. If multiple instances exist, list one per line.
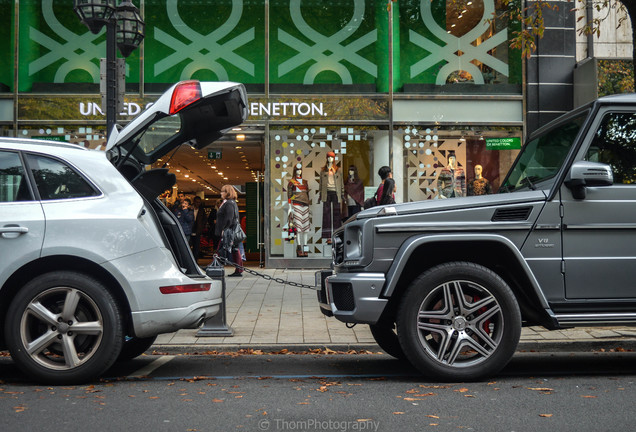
(212, 254), (316, 289)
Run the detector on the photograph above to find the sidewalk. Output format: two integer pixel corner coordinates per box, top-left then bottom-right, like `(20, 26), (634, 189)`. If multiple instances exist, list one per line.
(153, 267), (636, 353)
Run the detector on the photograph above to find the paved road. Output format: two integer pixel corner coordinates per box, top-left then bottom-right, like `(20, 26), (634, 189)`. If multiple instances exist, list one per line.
(2, 351), (636, 431)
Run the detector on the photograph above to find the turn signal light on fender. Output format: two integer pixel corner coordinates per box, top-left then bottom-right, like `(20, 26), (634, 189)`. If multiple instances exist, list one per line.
(160, 283), (211, 294)
(169, 80), (202, 114)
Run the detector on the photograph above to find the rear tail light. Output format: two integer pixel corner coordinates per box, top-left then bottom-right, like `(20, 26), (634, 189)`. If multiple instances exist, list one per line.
(169, 80), (202, 114)
(160, 283), (211, 294)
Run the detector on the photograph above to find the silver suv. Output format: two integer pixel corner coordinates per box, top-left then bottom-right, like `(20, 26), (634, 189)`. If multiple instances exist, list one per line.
(318, 94), (636, 381)
(1, 80), (247, 383)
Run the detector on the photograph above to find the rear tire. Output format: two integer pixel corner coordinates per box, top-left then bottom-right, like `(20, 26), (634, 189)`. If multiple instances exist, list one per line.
(369, 323), (405, 359)
(397, 262), (521, 381)
(4, 271), (123, 384)
(117, 336), (157, 361)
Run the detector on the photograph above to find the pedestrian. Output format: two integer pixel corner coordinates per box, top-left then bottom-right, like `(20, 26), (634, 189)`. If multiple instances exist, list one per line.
(215, 185), (244, 277)
(207, 199), (220, 250)
(172, 191), (185, 214)
(175, 197), (194, 238)
(190, 196), (207, 260)
(376, 166), (396, 205)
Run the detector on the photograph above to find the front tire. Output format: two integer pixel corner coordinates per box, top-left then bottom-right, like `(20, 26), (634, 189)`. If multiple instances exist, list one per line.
(397, 262), (521, 381)
(4, 271), (124, 384)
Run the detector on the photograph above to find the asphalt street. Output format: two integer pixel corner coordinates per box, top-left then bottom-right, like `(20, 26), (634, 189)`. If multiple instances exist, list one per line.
(2, 350), (636, 431)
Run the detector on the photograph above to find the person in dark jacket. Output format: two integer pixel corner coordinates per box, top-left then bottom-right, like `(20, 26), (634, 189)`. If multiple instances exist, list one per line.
(190, 196), (207, 259)
(175, 198), (194, 237)
(215, 185), (243, 277)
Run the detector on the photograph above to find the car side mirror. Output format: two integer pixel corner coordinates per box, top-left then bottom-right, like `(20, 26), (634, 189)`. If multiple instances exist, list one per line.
(564, 161), (613, 199)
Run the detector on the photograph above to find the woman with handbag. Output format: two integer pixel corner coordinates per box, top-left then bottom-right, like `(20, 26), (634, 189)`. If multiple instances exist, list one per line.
(215, 185), (244, 277)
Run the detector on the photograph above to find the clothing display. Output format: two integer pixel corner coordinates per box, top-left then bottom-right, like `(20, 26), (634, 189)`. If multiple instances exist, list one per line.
(318, 153), (344, 240)
(438, 166), (466, 198)
(287, 177), (310, 233)
(467, 177), (492, 196)
(344, 165), (364, 217)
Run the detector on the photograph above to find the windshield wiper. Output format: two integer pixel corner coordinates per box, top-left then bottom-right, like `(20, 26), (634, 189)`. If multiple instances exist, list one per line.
(521, 176), (537, 190)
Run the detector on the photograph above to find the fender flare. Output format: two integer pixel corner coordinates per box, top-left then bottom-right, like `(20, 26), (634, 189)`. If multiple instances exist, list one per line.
(382, 233), (553, 312)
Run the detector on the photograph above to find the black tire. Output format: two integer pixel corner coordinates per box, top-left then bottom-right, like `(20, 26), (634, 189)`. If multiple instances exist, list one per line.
(117, 336), (157, 361)
(396, 262), (521, 381)
(4, 271), (124, 384)
(369, 323), (405, 360)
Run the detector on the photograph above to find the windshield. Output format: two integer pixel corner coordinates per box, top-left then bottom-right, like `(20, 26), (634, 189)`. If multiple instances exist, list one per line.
(501, 112), (588, 192)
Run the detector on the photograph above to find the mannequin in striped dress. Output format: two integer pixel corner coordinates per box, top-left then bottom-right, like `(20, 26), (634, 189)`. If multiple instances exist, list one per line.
(287, 165), (310, 257)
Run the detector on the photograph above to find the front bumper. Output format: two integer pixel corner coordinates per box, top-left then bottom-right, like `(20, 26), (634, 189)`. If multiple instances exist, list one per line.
(316, 270), (388, 325)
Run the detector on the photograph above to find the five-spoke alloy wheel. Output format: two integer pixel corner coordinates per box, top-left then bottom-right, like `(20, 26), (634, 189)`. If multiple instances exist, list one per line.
(5, 271), (124, 384)
(397, 262), (521, 381)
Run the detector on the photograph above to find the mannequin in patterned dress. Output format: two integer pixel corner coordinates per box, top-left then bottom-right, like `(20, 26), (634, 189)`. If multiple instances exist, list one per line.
(467, 164), (492, 196)
(287, 165), (310, 257)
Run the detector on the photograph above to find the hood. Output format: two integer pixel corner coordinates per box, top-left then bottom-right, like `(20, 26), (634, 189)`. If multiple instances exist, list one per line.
(355, 190), (548, 219)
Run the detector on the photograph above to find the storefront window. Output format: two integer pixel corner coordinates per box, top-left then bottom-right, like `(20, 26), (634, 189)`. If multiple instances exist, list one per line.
(268, 125), (382, 259)
(11, 125), (106, 149)
(399, 126), (521, 201)
(399, 0), (522, 94)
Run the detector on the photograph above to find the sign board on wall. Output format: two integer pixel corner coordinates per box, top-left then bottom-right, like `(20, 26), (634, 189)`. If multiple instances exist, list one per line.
(485, 137), (521, 150)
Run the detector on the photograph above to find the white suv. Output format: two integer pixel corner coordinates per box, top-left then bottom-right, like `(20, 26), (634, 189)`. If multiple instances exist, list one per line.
(0, 80), (248, 384)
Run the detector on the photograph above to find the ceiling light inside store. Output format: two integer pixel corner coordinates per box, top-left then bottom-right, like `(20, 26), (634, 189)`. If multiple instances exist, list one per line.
(236, 134), (245, 141)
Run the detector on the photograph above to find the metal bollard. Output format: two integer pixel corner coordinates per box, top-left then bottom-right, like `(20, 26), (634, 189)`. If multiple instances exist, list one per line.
(197, 257), (234, 337)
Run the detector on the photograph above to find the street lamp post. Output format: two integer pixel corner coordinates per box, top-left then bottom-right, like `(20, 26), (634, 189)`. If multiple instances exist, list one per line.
(74, 0), (145, 139)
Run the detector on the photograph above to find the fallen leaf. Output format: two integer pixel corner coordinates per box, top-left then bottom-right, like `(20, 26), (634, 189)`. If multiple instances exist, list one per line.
(539, 414), (553, 418)
(455, 388), (469, 393)
(528, 388), (554, 392)
(357, 419), (372, 422)
(426, 415), (440, 419)
(581, 395), (597, 398)
(212, 398), (224, 403)
(393, 412), (404, 415)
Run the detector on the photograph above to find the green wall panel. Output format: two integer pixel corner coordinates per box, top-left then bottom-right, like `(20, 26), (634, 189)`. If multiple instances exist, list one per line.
(270, 0), (384, 89)
(145, 0), (265, 84)
(0, 0), (14, 92)
(18, 0), (141, 92)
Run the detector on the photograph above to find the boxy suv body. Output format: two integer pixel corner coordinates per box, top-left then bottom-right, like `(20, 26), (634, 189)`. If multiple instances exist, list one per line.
(318, 94), (636, 381)
(0, 80), (247, 383)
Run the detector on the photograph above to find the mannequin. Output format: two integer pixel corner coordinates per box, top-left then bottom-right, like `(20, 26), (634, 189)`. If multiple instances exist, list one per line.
(287, 164), (310, 257)
(437, 152), (466, 199)
(467, 164), (492, 196)
(318, 151), (344, 243)
(344, 165), (364, 217)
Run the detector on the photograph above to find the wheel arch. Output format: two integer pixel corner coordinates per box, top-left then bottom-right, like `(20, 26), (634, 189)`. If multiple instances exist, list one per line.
(0, 255), (134, 347)
(378, 234), (558, 329)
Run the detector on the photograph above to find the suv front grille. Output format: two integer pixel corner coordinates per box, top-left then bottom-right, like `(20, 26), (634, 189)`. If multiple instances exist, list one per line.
(491, 206), (532, 222)
(332, 232), (344, 265)
(332, 283), (355, 311)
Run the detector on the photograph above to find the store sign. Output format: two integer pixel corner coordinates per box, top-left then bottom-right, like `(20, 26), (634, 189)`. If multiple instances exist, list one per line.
(17, 96), (388, 122)
(486, 137), (521, 150)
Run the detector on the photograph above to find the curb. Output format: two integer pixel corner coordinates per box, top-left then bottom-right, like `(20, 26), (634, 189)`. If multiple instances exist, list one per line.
(149, 339), (636, 355)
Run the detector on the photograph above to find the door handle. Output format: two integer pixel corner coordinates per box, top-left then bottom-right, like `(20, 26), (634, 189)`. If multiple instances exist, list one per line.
(0, 225), (29, 239)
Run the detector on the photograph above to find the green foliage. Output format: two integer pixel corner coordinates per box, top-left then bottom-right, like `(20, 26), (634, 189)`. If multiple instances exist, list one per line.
(597, 59), (634, 96)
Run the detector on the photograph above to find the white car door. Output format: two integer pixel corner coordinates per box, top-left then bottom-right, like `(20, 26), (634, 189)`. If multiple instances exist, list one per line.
(0, 150), (45, 284)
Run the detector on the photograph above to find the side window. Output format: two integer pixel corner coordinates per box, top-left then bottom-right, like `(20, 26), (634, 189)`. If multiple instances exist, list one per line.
(26, 154), (99, 200)
(585, 112), (636, 184)
(0, 151), (32, 202)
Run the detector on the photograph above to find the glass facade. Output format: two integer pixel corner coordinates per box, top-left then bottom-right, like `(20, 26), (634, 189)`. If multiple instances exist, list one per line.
(2, 0), (524, 266)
